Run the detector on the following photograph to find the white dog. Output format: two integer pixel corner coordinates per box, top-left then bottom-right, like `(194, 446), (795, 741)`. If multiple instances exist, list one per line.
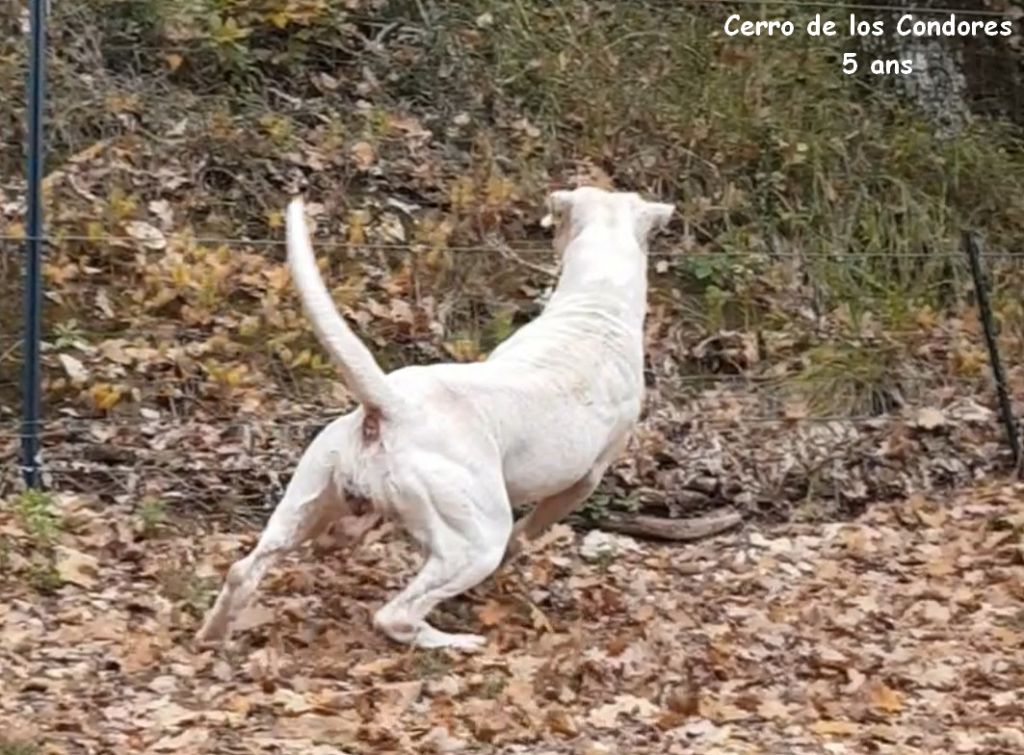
(196, 186), (673, 650)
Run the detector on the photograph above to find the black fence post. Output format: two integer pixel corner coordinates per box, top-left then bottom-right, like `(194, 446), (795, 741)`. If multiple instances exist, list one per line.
(20, 0), (48, 488)
(963, 231), (1022, 474)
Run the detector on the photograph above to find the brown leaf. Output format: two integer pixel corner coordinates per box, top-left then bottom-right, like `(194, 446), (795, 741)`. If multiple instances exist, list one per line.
(866, 680), (904, 716)
(757, 697), (789, 720)
(545, 708), (578, 737)
(54, 546), (100, 588)
(273, 712), (362, 742)
(589, 695), (660, 728)
(233, 604), (276, 632)
(148, 727), (209, 752)
(810, 719), (860, 736)
(350, 141), (376, 170)
(476, 600), (514, 627)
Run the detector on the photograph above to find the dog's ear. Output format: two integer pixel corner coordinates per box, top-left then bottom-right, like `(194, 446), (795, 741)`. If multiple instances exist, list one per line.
(541, 189), (574, 228)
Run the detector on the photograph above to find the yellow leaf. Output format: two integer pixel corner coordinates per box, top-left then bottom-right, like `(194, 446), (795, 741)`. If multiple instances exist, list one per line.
(268, 10), (291, 28)
(171, 262), (191, 287)
(166, 53), (183, 71)
(445, 338), (480, 362)
(449, 176), (475, 211)
(224, 366), (247, 387)
(266, 210), (284, 229)
(347, 210), (369, 245)
(89, 383), (124, 411)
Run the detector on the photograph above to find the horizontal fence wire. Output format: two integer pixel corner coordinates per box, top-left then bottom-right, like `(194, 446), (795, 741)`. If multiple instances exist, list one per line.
(0, 233), (1021, 260)
(24, 0), (1021, 19)
(0, 370), (973, 395)
(0, 412), (960, 438)
(0, 332), (991, 350)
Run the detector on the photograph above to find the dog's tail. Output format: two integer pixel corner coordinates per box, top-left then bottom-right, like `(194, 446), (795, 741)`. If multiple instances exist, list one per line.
(286, 198), (399, 417)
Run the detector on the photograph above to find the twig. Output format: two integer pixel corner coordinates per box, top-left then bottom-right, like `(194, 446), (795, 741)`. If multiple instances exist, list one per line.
(495, 242), (558, 279)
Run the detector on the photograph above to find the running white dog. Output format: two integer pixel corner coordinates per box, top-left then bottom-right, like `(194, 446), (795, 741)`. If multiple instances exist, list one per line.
(196, 186), (673, 650)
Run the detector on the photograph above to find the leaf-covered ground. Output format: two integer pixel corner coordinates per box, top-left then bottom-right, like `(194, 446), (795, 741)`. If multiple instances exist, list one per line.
(3, 483), (1023, 754)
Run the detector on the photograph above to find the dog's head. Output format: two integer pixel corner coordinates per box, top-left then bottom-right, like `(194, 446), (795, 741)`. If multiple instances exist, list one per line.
(541, 186), (674, 256)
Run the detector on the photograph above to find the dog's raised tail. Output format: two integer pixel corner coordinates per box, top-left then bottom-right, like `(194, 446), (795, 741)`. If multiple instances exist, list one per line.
(286, 198), (398, 418)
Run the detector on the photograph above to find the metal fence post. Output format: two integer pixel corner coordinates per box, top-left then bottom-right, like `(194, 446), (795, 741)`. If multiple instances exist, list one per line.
(963, 231), (1022, 474)
(20, 0), (48, 488)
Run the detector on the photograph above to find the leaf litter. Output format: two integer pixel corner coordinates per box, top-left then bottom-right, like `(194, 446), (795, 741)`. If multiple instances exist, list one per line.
(2, 483), (1024, 753)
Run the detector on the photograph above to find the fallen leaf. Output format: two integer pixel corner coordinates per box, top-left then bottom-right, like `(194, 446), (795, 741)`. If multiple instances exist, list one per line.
(589, 695), (660, 728)
(147, 727), (209, 752)
(350, 141), (376, 170)
(58, 354), (89, 384)
(54, 546), (99, 588)
(273, 712), (361, 742)
(866, 680), (904, 715)
(919, 599), (951, 624)
(476, 600), (513, 627)
(757, 697), (789, 719)
(124, 220), (167, 250)
(234, 604), (276, 632)
(914, 406), (946, 430)
(811, 719), (860, 736)
(546, 708), (578, 736)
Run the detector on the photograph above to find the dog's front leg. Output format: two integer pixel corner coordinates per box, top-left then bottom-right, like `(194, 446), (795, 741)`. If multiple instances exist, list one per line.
(373, 466), (511, 651)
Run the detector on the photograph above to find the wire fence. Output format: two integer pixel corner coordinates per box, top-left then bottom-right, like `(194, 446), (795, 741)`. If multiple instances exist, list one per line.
(2, 0), (1024, 499)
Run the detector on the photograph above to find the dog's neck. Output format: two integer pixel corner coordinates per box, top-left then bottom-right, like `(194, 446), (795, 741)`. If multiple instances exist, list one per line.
(554, 221), (648, 317)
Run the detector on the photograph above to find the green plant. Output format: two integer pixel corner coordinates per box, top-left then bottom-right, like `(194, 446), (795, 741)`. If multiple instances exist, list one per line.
(52, 319), (85, 349)
(13, 489), (61, 545)
(479, 673), (507, 699)
(158, 568), (214, 617)
(0, 739), (41, 755)
(412, 650), (452, 679)
(783, 343), (904, 416)
(26, 556), (63, 594)
(138, 497), (169, 537)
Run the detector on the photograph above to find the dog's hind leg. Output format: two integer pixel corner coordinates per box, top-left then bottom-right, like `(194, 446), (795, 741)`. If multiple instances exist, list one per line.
(373, 466), (512, 651)
(196, 452), (337, 644)
(504, 434), (629, 562)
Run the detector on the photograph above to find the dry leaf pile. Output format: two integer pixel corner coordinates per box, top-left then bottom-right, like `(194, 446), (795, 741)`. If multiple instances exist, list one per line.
(3, 483), (1023, 753)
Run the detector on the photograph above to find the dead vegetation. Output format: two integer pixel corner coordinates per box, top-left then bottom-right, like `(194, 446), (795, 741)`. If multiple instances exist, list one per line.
(2, 483), (1024, 753)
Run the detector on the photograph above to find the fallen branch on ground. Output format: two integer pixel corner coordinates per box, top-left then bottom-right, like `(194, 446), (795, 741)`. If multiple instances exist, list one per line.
(593, 509), (742, 541)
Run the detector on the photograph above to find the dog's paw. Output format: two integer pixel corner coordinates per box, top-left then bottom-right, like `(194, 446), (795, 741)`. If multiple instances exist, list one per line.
(194, 616), (228, 646)
(415, 626), (488, 653)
